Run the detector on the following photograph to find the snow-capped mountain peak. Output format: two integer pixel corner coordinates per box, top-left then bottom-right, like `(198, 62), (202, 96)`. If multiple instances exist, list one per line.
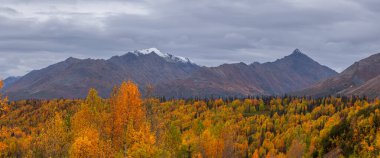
(133, 48), (193, 64)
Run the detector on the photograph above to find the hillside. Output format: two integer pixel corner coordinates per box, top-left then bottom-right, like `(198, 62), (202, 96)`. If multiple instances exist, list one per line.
(298, 53), (380, 97)
(341, 75), (380, 97)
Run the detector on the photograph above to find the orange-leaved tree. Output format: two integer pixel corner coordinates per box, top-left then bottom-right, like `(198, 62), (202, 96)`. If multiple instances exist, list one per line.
(111, 81), (147, 155)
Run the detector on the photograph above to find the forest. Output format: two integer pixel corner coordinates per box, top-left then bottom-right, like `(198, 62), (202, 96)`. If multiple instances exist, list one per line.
(1, 80), (380, 158)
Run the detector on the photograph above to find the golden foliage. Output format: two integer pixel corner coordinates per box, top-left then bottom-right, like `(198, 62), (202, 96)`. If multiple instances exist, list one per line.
(37, 112), (70, 157)
(126, 123), (157, 158)
(112, 81), (146, 152)
(1, 81), (380, 157)
(69, 132), (100, 158)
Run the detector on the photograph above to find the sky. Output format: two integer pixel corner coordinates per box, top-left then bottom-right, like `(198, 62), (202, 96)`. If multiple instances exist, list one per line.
(1, 0), (380, 78)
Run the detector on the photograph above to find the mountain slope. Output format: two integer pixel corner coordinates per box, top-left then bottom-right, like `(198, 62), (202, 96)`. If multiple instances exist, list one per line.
(156, 49), (337, 97)
(5, 48), (199, 100)
(298, 53), (380, 97)
(342, 75), (380, 97)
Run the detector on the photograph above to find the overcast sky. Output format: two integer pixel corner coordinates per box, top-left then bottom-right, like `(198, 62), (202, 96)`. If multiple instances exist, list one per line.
(1, 0), (380, 78)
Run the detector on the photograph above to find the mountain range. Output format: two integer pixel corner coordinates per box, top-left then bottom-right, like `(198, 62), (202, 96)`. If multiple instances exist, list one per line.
(2, 48), (336, 100)
(3, 48), (379, 100)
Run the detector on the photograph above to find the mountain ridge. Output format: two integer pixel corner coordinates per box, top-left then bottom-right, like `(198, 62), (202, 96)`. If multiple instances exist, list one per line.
(156, 49), (337, 97)
(5, 48), (200, 100)
(4, 48), (338, 100)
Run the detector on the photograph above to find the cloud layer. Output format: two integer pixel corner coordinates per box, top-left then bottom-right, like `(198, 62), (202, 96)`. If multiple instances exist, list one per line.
(1, 0), (380, 78)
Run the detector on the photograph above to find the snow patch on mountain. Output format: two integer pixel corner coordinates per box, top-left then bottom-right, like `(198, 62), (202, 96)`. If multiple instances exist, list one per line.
(136, 48), (165, 57)
(133, 48), (194, 64)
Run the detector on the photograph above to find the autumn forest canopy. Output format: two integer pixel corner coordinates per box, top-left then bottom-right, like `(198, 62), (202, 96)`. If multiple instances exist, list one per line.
(1, 80), (380, 157)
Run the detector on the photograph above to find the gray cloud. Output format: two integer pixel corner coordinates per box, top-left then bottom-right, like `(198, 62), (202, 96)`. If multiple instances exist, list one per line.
(0, 0), (380, 78)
